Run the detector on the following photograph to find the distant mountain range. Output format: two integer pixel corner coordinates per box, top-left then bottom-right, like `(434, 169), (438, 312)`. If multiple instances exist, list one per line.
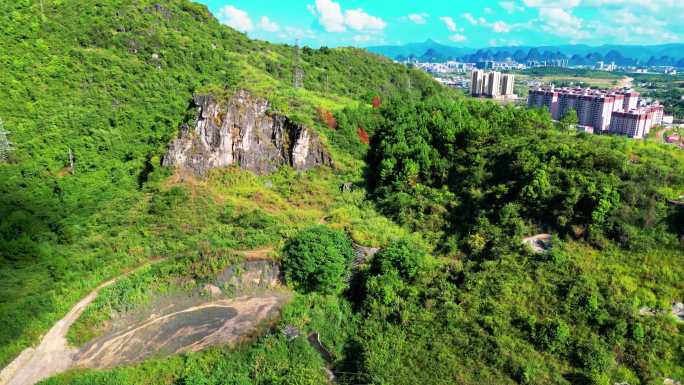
(367, 40), (684, 67)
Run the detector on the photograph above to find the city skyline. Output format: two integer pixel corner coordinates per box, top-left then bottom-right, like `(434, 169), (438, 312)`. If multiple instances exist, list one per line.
(196, 0), (684, 48)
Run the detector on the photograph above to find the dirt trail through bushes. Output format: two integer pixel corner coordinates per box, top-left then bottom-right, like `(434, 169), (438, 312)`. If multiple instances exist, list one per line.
(0, 260), (289, 385)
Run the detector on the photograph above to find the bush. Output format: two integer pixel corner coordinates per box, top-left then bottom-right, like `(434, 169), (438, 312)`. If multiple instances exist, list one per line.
(535, 319), (571, 354)
(369, 238), (428, 281)
(282, 226), (354, 294)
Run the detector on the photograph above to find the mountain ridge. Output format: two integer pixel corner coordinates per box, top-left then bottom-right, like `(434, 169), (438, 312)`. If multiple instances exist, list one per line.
(367, 40), (684, 65)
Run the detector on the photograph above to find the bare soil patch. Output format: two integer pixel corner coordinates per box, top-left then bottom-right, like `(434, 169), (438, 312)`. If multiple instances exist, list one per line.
(1, 260), (289, 385)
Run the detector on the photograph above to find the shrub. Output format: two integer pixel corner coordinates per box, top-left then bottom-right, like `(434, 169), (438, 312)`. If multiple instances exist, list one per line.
(282, 226), (354, 294)
(369, 238), (428, 281)
(535, 319), (571, 354)
(148, 186), (188, 214)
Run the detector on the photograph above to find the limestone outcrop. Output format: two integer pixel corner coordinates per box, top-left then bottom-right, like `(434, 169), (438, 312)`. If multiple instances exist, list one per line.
(163, 90), (332, 175)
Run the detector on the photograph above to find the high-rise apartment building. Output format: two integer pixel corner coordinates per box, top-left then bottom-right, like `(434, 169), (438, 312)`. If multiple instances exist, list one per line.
(471, 70), (485, 96)
(528, 86), (663, 138)
(486, 71), (501, 97)
(623, 91), (639, 111)
(501, 74), (515, 96)
(470, 70), (515, 98)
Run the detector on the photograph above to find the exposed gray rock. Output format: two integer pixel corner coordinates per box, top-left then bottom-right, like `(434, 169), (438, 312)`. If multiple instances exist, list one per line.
(522, 234), (552, 253)
(202, 284), (222, 298)
(352, 243), (381, 267)
(282, 325), (300, 340)
(163, 90), (332, 176)
(638, 302), (684, 322)
(671, 302), (684, 322)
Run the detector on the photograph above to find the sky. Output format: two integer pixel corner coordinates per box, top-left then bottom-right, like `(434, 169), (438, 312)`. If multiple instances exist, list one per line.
(196, 0), (684, 48)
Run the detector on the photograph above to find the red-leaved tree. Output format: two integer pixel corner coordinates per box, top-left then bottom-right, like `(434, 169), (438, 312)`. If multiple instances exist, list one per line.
(372, 96), (382, 109)
(317, 107), (337, 130)
(357, 127), (369, 145)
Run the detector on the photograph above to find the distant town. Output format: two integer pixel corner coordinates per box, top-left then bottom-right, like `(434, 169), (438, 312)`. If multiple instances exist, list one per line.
(399, 56), (683, 144)
(406, 57), (680, 77)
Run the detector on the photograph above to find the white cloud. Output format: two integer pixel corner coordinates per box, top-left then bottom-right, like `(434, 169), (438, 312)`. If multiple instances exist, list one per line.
(538, 7), (588, 39)
(258, 16), (279, 32)
(345, 8), (386, 31)
(523, 0), (580, 8)
(449, 34), (467, 42)
(514, 0), (683, 44)
(310, 0), (386, 32)
(463, 13), (487, 25)
(484, 7), (493, 14)
(313, 0), (346, 32)
(407, 13), (429, 24)
(499, 1), (524, 13)
(492, 21), (511, 32)
(439, 16), (457, 32)
(217, 5), (253, 32)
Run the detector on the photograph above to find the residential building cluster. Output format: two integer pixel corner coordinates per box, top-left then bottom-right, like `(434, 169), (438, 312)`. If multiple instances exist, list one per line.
(470, 70), (516, 99)
(414, 61), (475, 74)
(596, 61), (618, 72)
(475, 60), (526, 71)
(528, 85), (664, 138)
(526, 59), (569, 68)
(404, 58), (682, 78)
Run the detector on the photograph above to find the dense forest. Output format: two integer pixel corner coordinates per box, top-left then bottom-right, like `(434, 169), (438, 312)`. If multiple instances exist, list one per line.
(1, 1), (683, 385)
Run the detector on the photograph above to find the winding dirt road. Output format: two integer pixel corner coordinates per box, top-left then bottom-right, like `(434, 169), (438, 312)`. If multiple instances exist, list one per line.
(0, 278), (118, 385)
(1, 259), (168, 385)
(0, 259), (287, 385)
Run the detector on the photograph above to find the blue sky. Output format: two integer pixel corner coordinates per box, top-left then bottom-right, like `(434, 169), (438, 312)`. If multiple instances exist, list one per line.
(196, 0), (684, 48)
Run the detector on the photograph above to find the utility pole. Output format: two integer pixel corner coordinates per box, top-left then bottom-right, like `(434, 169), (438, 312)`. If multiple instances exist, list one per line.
(0, 119), (13, 163)
(67, 147), (75, 174)
(293, 39), (304, 89)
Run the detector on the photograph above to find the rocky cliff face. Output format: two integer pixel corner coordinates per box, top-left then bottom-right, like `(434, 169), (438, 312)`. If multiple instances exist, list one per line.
(163, 90), (332, 175)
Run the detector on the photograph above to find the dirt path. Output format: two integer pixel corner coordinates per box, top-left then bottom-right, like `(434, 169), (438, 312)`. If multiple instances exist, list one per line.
(0, 260), (166, 385)
(1, 278), (118, 385)
(655, 126), (669, 142)
(619, 76), (633, 89)
(235, 246), (274, 260)
(0, 258), (287, 385)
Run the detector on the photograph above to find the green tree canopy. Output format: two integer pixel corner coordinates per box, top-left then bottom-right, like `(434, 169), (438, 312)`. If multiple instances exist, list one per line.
(282, 226), (354, 294)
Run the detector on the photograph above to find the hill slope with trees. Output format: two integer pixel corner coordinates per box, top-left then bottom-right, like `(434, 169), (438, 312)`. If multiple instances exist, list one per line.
(0, 0), (435, 369)
(1, 1), (682, 385)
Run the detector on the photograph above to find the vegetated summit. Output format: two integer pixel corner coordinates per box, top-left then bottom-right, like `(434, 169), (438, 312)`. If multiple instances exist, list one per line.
(0, 1), (683, 385)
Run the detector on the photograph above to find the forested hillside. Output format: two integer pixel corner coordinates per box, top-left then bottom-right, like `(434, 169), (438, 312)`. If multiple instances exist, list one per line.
(0, 0), (434, 369)
(1, 1), (682, 385)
